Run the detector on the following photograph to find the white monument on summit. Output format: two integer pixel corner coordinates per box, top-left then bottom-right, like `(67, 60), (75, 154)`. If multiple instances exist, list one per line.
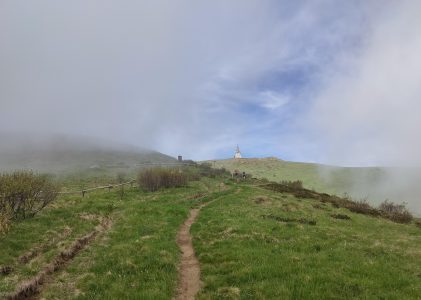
(234, 145), (242, 159)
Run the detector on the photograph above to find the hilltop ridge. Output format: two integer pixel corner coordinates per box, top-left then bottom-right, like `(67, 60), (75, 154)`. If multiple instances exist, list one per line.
(208, 157), (421, 215)
(0, 133), (176, 174)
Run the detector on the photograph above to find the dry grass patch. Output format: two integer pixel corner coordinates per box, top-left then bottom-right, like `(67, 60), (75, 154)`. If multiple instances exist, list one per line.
(0, 266), (13, 276)
(254, 196), (271, 205)
(217, 286), (241, 298)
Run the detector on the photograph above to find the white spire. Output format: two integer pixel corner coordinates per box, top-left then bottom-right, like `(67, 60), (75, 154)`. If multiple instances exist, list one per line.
(234, 144), (242, 159)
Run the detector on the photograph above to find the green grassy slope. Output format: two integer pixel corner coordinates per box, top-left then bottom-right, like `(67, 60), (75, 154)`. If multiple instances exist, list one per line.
(193, 183), (421, 299)
(210, 158), (336, 192)
(209, 158), (402, 208)
(210, 158), (421, 215)
(0, 177), (225, 299)
(1, 175), (420, 299)
(210, 158), (385, 194)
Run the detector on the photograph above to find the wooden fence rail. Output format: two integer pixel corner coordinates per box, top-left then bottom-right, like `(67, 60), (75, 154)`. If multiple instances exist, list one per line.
(133, 162), (191, 167)
(58, 180), (136, 197)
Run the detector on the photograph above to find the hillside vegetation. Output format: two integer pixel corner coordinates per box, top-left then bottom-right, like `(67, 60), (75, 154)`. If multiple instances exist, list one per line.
(1, 165), (420, 299)
(209, 158), (384, 194)
(194, 184), (420, 299)
(209, 158), (421, 215)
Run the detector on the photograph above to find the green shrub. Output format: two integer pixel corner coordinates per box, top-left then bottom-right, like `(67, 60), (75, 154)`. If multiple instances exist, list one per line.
(378, 200), (413, 224)
(279, 180), (303, 189)
(197, 163), (230, 178)
(346, 199), (380, 216)
(260, 178), (270, 183)
(137, 168), (188, 192)
(0, 171), (58, 229)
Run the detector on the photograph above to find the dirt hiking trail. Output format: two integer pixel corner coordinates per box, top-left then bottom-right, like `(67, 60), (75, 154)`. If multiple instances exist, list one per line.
(176, 203), (208, 300)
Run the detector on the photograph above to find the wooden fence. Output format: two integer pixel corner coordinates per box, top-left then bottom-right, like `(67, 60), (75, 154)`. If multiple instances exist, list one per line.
(133, 162), (191, 167)
(52, 162), (195, 197)
(58, 180), (136, 197)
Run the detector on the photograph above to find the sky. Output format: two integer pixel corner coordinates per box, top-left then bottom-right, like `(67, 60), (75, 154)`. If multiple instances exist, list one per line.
(1, 0), (421, 166)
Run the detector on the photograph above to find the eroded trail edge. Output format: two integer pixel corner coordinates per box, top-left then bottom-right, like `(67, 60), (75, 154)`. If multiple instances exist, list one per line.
(176, 203), (208, 300)
(5, 218), (112, 300)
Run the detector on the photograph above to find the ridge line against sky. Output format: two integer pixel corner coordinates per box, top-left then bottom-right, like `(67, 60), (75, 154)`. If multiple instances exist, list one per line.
(1, 1), (421, 167)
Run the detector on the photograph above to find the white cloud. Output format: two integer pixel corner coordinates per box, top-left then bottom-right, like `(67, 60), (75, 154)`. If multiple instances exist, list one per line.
(259, 91), (290, 110)
(0, 0), (348, 159)
(306, 1), (421, 166)
(0, 0), (388, 161)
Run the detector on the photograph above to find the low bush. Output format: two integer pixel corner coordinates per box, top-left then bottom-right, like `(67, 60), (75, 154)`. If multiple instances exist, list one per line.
(298, 218), (317, 225)
(259, 178), (270, 184)
(0, 171), (58, 231)
(265, 182), (320, 199)
(137, 168), (188, 192)
(378, 200), (413, 224)
(312, 203), (327, 210)
(279, 180), (303, 189)
(197, 163), (230, 178)
(331, 213), (351, 220)
(347, 199), (380, 216)
(262, 214), (316, 225)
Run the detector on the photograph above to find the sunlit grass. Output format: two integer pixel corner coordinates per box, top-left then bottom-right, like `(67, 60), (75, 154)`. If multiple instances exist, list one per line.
(0, 177), (228, 299)
(193, 184), (421, 299)
(1, 175), (420, 299)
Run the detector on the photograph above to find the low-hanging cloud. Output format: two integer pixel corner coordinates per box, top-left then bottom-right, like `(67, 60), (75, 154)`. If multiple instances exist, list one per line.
(0, 0), (367, 159)
(307, 1), (421, 167)
(305, 1), (421, 214)
(2, 1), (421, 212)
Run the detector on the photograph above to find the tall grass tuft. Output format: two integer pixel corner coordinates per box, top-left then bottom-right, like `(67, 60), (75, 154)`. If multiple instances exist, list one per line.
(137, 168), (189, 192)
(0, 207), (12, 233)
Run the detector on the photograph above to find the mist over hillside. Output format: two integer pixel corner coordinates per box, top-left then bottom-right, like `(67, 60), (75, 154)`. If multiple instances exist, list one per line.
(212, 157), (421, 215)
(0, 133), (176, 173)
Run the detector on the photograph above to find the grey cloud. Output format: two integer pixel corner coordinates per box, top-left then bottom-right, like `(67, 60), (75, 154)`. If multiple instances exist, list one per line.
(305, 1), (421, 213)
(307, 1), (421, 166)
(0, 0), (363, 159)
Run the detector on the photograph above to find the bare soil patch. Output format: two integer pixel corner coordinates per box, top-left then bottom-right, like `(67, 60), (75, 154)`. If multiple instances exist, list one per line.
(176, 203), (210, 300)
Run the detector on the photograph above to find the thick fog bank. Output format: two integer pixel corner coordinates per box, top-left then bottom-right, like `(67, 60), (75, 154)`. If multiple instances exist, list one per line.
(320, 166), (421, 216)
(0, 132), (174, 173)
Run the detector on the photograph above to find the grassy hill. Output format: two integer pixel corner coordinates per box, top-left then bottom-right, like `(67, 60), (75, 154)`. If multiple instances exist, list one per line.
(209, 158), (421, 215)
(194, 184), (421, 299)
(1, 171), (420, 299)
(210, 158), (338, 192)
(0, 133), (176, 175)
(209, 158), (387, 193)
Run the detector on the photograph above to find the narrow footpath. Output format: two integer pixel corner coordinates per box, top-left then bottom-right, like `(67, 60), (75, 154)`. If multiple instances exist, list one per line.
(175, 204), (207, 300)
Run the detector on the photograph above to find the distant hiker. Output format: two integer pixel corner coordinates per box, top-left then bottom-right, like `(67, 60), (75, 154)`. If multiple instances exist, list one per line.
(242, 171), (246, 179)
